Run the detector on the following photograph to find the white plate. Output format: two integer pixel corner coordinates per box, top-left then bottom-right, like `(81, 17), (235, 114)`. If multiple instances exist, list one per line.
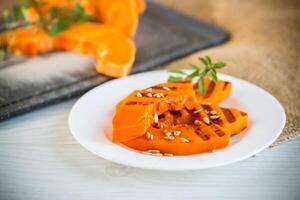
(69, 70), (286, 171)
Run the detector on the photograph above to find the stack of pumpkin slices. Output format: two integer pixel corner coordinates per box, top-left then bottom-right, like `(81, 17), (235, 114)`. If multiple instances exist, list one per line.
(113, 78), (248, 156)
(0, 0), (145, 77)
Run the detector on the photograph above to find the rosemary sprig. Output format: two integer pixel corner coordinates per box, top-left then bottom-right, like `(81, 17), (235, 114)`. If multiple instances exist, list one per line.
(0, 0), (91, 61)
(167, 56), (226, 96)
(1, 0), (90, 36)
(31, 0), (91, 36)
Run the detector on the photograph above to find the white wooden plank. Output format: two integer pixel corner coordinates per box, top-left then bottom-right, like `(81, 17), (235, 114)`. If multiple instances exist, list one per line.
(0, 100), (299, 200)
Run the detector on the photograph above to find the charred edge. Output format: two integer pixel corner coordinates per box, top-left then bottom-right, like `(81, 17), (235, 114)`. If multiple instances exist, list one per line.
(204, 81), (216, 98)
(152, 86), (177, 91)
(169, 110), (182, 117)
(212, 118), (223, 125)
(221, 108), (236, 123)
(125, 101), (137, 105)
(241, 126), (248, 131)
(125, 101), (152, 106)
(223, 82), (230, 91)
(201, 104), (212, 111)
(240, 111), (247, 116)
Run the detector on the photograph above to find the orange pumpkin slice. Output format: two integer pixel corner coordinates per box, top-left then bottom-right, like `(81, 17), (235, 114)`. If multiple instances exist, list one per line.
(0, 26), (54, 56)
(196, 78), (232, 104)
(123, 123), (231, 155)
(91, 0), (139, 37)
(113, 82), (198, 142)
(54, 22), (136, 77)
(122, 104), (248, 155)
(199, 104), (248, 135)
(135, 0), (146, 14)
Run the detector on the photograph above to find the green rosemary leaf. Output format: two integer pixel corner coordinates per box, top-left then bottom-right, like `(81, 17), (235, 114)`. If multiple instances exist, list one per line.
(46, 7), (59, 21)
(47, 16), (72, 36)
(198, 79), (205, 96)
(214, 62), (226, 68)
(71, 4), (90, 23)
(208, 70), (218, 83)
(168, 69), (187, 75)
(199, 57), (208, 66)
(206, 56), (212, 67)
(167, 76), (183, 82)
(13, 4), (28, 21)
(189, 64), (200, 71)
(167, 56), (226, 95)
(187, 70), (199, 79)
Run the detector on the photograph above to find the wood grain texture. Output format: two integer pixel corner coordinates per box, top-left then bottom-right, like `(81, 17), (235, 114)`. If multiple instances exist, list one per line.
(0, 100), (300, 200)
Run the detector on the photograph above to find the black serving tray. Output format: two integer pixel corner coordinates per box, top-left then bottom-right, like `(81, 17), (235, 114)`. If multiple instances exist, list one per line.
(0, 2), (228, 121)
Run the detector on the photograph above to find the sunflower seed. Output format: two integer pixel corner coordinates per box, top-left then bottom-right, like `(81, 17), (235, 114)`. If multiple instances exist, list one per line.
(142, 151), (153, 155)
(136, 92), (143, 97)
(146, 93), (153, 98)
(180, 137), (190, 143)
(194, 109), (203, 114)
(164, 136), (175, 140)
(210, 110), (217, 115)
(210, 115), (220, 119)
(146, 150), (160, 153)
(146, 132), (154, 140)
(163, 86), (171, 91)
(203, 117), (210, 124)
(153, 113), (159, 124)
(151, 153), (163, 156)
(165, 132), (172, 137)
(163, 153), (174, 157)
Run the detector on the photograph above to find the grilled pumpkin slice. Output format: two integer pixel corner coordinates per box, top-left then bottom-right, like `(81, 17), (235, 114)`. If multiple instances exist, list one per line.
(196, 78), (232, 104)
(113, 82), (198, 142)
(90, 0), (139, 37)
(135, 0), (146, 14)
(121, 104), (248, 155)
(0, 26), (54, 56)
(113, 80), (236, 143)
(122, 123), (231, 155)
(55, 22), (136, 77)
(199, 104), (249, 135)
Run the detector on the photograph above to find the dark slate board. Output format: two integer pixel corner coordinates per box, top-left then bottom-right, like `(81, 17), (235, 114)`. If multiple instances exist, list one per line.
(0, 2), (228, 122)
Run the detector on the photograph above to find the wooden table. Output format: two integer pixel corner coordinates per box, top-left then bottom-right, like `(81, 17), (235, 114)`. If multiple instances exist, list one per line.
(1, 99), (299, 200)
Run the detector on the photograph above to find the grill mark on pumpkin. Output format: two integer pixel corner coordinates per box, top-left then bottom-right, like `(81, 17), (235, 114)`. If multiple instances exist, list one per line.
(195, 128), (210, 141)
(223, 82), (230, 91)
(211, 125), (226, 137)
(204, 81), (216, 98)
(201, 104), (224, 125)
(201, 104), (212, 111)
(151, 86), (177, 91)
(221, 108), (236, 123)
(125, 101), (153, 106)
